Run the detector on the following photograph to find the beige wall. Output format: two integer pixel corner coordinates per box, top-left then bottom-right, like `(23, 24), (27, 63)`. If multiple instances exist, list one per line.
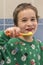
(0, 0), (4, 18)
(34, 0), (43, 18)
(0, 0), (43, 18)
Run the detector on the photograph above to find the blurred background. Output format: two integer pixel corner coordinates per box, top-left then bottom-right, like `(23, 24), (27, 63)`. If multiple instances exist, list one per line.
(0, 0), (43, 41)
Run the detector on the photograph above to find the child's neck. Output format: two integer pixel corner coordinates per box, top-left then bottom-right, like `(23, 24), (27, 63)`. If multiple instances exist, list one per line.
(19, 36), (33, 42)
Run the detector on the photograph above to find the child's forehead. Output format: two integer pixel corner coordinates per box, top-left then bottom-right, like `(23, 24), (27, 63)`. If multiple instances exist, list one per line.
(18, 9), (36, 18)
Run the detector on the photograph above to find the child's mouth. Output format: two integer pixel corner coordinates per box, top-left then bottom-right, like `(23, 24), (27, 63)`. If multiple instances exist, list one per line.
(26, 28), (33, 31)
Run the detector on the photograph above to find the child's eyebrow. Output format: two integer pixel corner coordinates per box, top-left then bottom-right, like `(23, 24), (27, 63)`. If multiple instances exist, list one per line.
(22, 17), (27, 19)
(20, 16), (36, 20)
(31, 16), (36, 18)
(21, 17), (28, 20)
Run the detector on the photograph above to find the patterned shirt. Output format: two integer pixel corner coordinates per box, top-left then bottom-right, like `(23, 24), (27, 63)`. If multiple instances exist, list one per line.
(0, 31), (43, 65)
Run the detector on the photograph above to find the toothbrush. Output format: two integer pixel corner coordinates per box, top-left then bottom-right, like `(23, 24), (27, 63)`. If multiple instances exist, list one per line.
(6, 30), (33, 36)
(18, 32), (33, 36)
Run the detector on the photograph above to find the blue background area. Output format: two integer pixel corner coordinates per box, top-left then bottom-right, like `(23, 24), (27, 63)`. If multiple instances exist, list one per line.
(0, 19), (43, 41)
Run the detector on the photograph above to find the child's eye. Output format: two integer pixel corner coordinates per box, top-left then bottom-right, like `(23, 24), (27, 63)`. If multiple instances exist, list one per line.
(31, 18), (36, 21)
(22, 19), (27, 22)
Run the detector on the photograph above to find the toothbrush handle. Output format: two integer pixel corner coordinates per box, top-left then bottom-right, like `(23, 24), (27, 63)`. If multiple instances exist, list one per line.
(5, 30), (33, 36)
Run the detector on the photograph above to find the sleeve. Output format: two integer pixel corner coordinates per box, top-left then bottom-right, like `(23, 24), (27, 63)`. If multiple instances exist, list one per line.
(0, 46), (2, 62)
(0, 38), (19, 65)
(0, 31), (11, 65)
(0, 31), (10, 43)
(39, 41), (43, 65)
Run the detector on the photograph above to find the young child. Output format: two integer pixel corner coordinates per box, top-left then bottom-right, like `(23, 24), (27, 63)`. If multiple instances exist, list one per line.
(0, 3), (43, 65)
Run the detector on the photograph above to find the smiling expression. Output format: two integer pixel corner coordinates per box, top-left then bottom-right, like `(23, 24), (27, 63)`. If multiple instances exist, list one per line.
(17, 9), (38, 35)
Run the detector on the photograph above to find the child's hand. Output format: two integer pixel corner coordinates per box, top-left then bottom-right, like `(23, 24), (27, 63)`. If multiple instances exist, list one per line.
(4, 27), (21, 37)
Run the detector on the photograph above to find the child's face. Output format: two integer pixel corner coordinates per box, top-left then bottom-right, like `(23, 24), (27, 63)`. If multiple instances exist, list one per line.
(17, 9), (38, 35)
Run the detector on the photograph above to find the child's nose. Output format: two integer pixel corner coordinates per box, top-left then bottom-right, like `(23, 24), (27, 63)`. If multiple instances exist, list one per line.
(26, 21), (32, 26)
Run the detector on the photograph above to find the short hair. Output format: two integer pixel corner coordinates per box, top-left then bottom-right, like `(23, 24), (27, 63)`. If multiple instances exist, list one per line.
(13, 3), (39, 26)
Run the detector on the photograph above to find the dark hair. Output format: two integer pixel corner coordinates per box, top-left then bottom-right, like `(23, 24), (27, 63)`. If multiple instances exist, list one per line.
(13, 3), (39, 26)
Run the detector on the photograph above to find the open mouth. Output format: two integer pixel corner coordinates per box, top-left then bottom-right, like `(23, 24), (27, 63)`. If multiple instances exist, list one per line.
(26, 28), (33, 31)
